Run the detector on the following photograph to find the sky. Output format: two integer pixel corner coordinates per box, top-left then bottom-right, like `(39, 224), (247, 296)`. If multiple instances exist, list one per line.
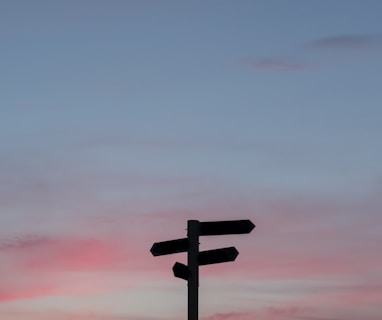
(0, 0), (382, 319)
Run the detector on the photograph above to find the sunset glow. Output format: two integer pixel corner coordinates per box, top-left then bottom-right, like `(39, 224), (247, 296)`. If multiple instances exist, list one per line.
(1, 1), (382, 319)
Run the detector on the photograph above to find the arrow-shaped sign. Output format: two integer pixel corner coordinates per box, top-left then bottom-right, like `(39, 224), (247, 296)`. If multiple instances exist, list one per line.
(199, 219), (255, 236)
(150, 219), (255, 320)
(198, 247), (239, 265)
(150, 238), (189, 256)
(173, 262), (189, 280)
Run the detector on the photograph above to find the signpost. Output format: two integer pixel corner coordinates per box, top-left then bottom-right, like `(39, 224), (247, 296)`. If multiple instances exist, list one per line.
(150, 238), (189, 256)
(199, 219), (255, 236)
(150, 219), (255, 320)
(173, 262), (189, 280)
(198, 247), (239, 266)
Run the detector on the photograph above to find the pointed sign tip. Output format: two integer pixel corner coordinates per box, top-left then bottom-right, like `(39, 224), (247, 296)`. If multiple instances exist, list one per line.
(199, 219), (255, 236)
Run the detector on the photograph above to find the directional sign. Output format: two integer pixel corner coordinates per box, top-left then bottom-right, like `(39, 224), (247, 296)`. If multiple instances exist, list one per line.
(198, 247), (239, 266)
(150, 219), (255, 320)
(173, 262), (189, 280)
(150, 238), (189, 256)
(199, 219), (255, 236)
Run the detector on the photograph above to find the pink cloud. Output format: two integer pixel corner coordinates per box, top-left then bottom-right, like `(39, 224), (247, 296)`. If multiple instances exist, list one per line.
(199, 248), (376, 280)
(140, 192), (382, 281)
(266, 306), (303, 317)
(0, 309), (158, 320)
(0, 286), (56, 303)
(24, 239), (120, 271)
(331, 283), (382, 307)
(203, 311), (256, 320)
(1, 235), (122, 272)
(1, 184), (381, 306)
(0, 228), (185, 303)
(0, 234), (131, 303)
(202, 306), (311, 320)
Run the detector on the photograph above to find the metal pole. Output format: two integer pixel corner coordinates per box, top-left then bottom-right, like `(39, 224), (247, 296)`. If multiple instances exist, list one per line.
(187, 220), (199, 320)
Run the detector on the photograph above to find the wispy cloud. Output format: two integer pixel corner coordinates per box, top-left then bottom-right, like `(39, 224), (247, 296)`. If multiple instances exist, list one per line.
(203, 311), (255, 320)
(0, 226), (182, 303)
(332, 283), (382, 307)
(307, 34), (382, 51)
(0, 234), (129, 303)
(0, 286), (57, 303)
(1, 235), (123, 272)
(243, 33), (382, 73)
(0, 309), (160, 320)
(1, 179), (381, 306)
(203, 306), (310, 320)
(0, 235), (57, 251)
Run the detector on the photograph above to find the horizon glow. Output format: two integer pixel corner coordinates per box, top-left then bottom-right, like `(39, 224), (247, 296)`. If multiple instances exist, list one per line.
(1, 1), (382, 320)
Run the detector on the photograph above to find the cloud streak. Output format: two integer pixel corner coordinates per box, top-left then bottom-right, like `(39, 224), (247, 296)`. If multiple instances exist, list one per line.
(244, 33), (382, 73)
(0, 309), (160, 320)
(0, 234), (129, 303)
(0, 235), (57, 251)
(1, 183), (381, 313)
(1, 234), (124, 272)
(307, 34), (382, 51)
(202, 306), (311, 320)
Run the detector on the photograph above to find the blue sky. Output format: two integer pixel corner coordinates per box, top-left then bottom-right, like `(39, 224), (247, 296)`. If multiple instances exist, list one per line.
(1, 1), (382, 320)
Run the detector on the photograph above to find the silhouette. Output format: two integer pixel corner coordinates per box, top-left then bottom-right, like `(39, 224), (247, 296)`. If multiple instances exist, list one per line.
(150, 219), (255, 320)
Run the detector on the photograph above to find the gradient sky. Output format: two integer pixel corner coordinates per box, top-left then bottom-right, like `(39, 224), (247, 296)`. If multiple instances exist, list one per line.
(1, 1), (382, 319)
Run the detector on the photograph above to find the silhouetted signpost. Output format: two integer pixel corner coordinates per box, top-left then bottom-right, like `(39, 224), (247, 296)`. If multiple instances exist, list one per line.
(198, 247), (239, 265)
(150, 238), (189, 256)
(150, 219), (255, 320)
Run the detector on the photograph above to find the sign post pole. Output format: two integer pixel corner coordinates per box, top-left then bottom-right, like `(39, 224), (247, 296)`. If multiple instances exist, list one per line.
(187, 220), (199, 320)
(150, 219), (255, 320)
